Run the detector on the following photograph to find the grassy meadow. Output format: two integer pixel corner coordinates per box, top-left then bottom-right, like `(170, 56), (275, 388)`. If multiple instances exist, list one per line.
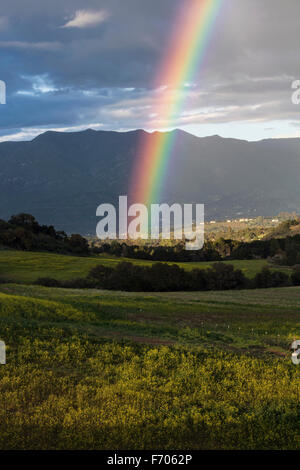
(0, 249), (292, 283)
(0, 261), (299, 449)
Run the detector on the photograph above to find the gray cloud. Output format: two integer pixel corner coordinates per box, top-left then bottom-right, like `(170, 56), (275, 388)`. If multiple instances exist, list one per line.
(0, 41), (61, 51)
(0, 0), (300, 140)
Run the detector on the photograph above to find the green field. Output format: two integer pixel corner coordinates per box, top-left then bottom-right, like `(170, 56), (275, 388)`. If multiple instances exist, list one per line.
(0, 277), (299, 449)
(0, 250), (291, 283)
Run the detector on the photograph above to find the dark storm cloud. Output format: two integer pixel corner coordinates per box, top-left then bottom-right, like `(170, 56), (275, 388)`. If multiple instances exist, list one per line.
(0, 0), (300, 139)
(0, 0), (177, 88)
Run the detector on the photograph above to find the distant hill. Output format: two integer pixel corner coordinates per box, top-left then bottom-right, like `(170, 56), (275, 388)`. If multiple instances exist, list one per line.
(1, 128), (300, 233)
(263, 220), (300, 240)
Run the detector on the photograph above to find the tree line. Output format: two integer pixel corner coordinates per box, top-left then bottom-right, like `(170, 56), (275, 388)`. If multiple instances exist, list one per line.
(35, 261), (300, 292)
(1, 213), (299, 267)
(0, 213), (89, 255)
(93, 233), (300, 264)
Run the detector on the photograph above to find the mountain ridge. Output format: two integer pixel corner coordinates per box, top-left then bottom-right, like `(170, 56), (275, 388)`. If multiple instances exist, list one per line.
(0, 128), (299, 233)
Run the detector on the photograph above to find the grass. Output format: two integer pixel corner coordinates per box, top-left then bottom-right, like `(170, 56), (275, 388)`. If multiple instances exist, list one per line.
(0, 250), (298, 449)
(0, 282), (299, 449)
(1, 283), (299, 351)
(0, 249), (291, 284)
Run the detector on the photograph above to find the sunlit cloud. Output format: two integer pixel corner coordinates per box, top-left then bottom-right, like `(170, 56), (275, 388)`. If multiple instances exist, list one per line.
(17, 75), (60, 96)
(62, 10), (109, 29)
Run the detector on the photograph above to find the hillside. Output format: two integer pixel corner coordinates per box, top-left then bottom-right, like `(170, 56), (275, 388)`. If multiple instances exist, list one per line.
(0, 282), (299, 449)
(0, 250), (291, 284)
(263, 220), (300, 240)
(1, 129), (300, 233)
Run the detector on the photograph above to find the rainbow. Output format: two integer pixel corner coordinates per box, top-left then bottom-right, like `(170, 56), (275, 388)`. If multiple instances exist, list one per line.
(130, 0), (223, 206)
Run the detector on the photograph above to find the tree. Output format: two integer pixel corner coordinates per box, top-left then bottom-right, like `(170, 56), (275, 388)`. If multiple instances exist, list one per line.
(270, 239), (280, 256)
(68, 234), (89, 254)
(9, 213), (39, 232)
(254, 267), (290, 288)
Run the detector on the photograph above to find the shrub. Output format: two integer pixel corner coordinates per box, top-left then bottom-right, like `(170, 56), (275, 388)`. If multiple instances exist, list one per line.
(88, 261), (248, 292)
(253, 267), (291, 288)
(61, 278), (97, 289)
(206, 263), (248, 290)
(35, 264), (291, 293)
(291, 267), (300, 286)
(35, 277), (96, 289)
(35, 277), (61, 287)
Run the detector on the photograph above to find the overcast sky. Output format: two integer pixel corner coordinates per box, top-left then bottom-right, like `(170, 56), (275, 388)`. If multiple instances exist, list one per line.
(0, 0), (300, 142)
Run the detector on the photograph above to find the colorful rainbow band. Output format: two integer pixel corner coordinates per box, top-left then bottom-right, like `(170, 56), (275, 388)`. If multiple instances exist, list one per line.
(130, 0), (223, 207)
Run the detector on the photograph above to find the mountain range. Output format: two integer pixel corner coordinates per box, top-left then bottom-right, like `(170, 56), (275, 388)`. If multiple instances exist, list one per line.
(0, 128), (300, 233)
